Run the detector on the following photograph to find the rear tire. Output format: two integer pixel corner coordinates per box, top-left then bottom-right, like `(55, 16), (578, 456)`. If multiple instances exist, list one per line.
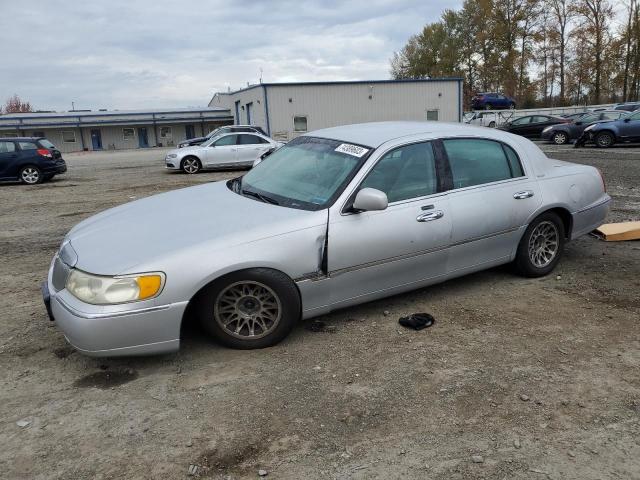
(19, 166), (42, 184)
(514, 212), (565, 277)
(181, 156), (201, 174)
(595, 131), (614, 148)
(509, 102), (516, 109)
(552, 132), (569, 145)
(488, 121), (496, 128)
(195, 268), (300, 349)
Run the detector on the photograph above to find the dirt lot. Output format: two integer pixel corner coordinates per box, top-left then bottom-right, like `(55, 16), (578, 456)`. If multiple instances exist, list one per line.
(0, 144), (639, 480)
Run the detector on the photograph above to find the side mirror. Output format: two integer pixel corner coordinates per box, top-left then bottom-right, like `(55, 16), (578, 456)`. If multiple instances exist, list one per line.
(252, 158), (262, 168)
(352, 188), (388, 212)
(624, 118), (631, 123)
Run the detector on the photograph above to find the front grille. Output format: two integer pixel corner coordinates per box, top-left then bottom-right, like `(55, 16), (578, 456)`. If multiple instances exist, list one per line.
(52, 256), (71, 292)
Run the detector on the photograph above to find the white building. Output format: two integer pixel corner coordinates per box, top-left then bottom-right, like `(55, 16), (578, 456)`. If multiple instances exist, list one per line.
(0, 107), (233, 153)
(209, 78), (464, 141)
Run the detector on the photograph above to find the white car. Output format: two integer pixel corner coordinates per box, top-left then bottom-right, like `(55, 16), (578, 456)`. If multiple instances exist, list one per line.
(165, 132), (283, 173)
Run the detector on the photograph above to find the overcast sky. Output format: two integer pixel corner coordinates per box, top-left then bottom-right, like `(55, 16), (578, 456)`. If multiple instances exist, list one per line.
(0, 0), (460, 111)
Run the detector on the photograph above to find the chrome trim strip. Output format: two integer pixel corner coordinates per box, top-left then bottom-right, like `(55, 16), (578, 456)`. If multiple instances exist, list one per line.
(574, 196), (611, 214)
(54, 296), (173, 319)
(319, 226), (520, 279)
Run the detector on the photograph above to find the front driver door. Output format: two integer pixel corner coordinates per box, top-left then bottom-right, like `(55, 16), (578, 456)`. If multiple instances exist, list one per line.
(327, 140), (452, 306)
(204, 134), (238, 166)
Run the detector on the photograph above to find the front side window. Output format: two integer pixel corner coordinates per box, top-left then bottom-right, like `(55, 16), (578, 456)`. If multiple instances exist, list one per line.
(629, 111), (640, 121)
(62, 130), (76, 143)
(531, 116), (549, 123)
(18, 141), (37, 150)
(214, 134), (237, 146)
(293, 116), (308, 132)
(359, 142), (437, 203)
(443, 139), (523, 189)
(240, 136), (371, 210)
(0, 141), (16, 153)
(511, 117), (530, 125)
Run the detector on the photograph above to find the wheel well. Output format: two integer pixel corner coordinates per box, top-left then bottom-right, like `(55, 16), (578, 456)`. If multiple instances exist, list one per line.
(179, 267), (302, 333)
(546, 207), (572, 239)
(595, 129), (616, 139)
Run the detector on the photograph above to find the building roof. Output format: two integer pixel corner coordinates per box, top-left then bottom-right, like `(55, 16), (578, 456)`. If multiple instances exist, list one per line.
(211, 77), (464, 102)
(0, 107), (233, 129)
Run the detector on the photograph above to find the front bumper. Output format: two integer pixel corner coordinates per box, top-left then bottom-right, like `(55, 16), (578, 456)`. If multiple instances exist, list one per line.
(165, 157), (180, 170)
(44, 263), (186, 357)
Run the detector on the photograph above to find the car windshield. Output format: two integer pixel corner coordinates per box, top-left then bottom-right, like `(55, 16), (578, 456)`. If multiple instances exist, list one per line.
(238, 136), (372, 210)
(205, 128), (223, 139)
(581, 114), (599, 123)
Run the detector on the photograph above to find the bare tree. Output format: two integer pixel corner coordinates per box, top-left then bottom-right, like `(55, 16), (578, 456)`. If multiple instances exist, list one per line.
(3, 94), (34, 113)
(549, 0), (574, 104)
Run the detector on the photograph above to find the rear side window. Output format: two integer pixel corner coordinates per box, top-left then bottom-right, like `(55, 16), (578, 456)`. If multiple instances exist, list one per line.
(18, 142), (37, 150)
(359, 142), (437, 203)
(0, 141), (16, 153)
(443, 139), (523, 189)
(238, 134), (267, 145)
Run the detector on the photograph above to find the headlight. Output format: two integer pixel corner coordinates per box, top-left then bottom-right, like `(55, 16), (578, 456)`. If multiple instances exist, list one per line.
(584, 124), (595, 132)
(542, 126), (553, 133)
(66, 270), (165, 305)
(166, 154), (177, 158)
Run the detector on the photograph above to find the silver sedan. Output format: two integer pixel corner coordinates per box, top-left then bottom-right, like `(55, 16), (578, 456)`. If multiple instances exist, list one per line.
(43, 122), (610, 356)
(165, 131), (282, 173)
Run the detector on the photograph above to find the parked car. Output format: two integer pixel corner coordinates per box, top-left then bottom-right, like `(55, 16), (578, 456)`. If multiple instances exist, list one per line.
(471, 92), (516, 110)
(166, 132), (282, 173)
(464, 111), (505, 128)
(613, 102), (640, 112)
(575, 109), (640, 148)
(560, 112), (589, 121)
(43, 121), (610, 357)
(541, 110), (626, 144)
(498, 115), (570, 138)
(0, 137), (67, 184)
(177, 125), (267, 148)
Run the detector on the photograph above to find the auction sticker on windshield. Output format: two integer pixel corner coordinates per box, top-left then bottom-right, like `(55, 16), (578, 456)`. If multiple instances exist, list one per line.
(335, 143), (369, 158)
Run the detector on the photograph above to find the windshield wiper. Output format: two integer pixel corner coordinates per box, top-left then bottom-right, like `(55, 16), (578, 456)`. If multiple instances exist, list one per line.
(241, 188), (279, 205)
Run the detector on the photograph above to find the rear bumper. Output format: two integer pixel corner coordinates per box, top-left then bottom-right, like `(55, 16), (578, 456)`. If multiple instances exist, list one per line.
(571, 195), (611, 239)
(43, 161), (67, 175)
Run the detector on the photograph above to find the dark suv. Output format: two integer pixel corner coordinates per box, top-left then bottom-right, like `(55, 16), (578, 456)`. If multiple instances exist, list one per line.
(177, 125), (267, 148)
(0, 137), (67, 184)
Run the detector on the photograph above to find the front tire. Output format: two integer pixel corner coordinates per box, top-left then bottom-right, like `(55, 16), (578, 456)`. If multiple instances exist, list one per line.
(514, 212), (565, 277)
(595, 131), (614, 148)
(20, 166), (42, 184)
(196, 268), (301, 349)
(552, 132), (569, 145)
(488, 121), (496, 128)
(181, 156), (201, 174)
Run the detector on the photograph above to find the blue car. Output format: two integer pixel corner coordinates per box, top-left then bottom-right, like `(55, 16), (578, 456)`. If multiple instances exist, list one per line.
(471, 92), (516, 110)
(575, 110), (640, 148)
(0, 137), (67, 184)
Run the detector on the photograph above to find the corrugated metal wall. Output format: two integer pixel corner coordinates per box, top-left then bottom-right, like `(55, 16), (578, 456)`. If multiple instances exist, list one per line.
(265, 81), (461, 141)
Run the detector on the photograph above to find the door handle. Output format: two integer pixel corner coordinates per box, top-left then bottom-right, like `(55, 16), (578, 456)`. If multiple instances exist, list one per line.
(513, 190), (534, 199)
(416, 210), (444, 222)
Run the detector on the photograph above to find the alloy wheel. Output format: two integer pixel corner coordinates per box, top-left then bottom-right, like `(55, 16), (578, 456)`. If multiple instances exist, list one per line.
(21, 167), (40, 184)
(182, 158), (200, 174)
(214, 281), (282, 340)
(596, 133), (613, 148)
(553, 132), (567, 145)
(527, 220), (559, 268)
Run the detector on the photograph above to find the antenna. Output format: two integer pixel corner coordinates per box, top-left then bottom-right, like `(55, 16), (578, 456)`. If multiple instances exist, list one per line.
(259, 68), (263, 84)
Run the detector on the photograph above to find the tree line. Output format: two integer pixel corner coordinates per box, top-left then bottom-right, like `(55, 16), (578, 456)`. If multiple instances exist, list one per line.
(390, 0), (640, 108)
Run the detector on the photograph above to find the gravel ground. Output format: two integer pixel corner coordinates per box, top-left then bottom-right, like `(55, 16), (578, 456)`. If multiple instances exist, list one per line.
(0, 143), (639, 480)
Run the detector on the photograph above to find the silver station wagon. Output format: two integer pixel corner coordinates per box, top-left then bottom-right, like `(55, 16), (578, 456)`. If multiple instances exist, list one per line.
(43, 122), (610, 356)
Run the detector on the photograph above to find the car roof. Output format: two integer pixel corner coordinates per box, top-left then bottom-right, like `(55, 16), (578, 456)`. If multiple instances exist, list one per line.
(306, 121), (521, 148)
(0, 137), (42, 141)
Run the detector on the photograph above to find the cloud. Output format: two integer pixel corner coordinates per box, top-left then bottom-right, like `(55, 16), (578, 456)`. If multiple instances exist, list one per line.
(0, 0), (460, 111)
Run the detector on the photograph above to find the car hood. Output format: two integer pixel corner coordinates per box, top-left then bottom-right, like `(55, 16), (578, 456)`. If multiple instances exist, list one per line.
(65, 181), (325, 275)
(180, 136), (206, 144)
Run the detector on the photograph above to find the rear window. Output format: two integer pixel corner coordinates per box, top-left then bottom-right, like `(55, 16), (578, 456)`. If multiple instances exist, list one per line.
(38, 139), (56, 149)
